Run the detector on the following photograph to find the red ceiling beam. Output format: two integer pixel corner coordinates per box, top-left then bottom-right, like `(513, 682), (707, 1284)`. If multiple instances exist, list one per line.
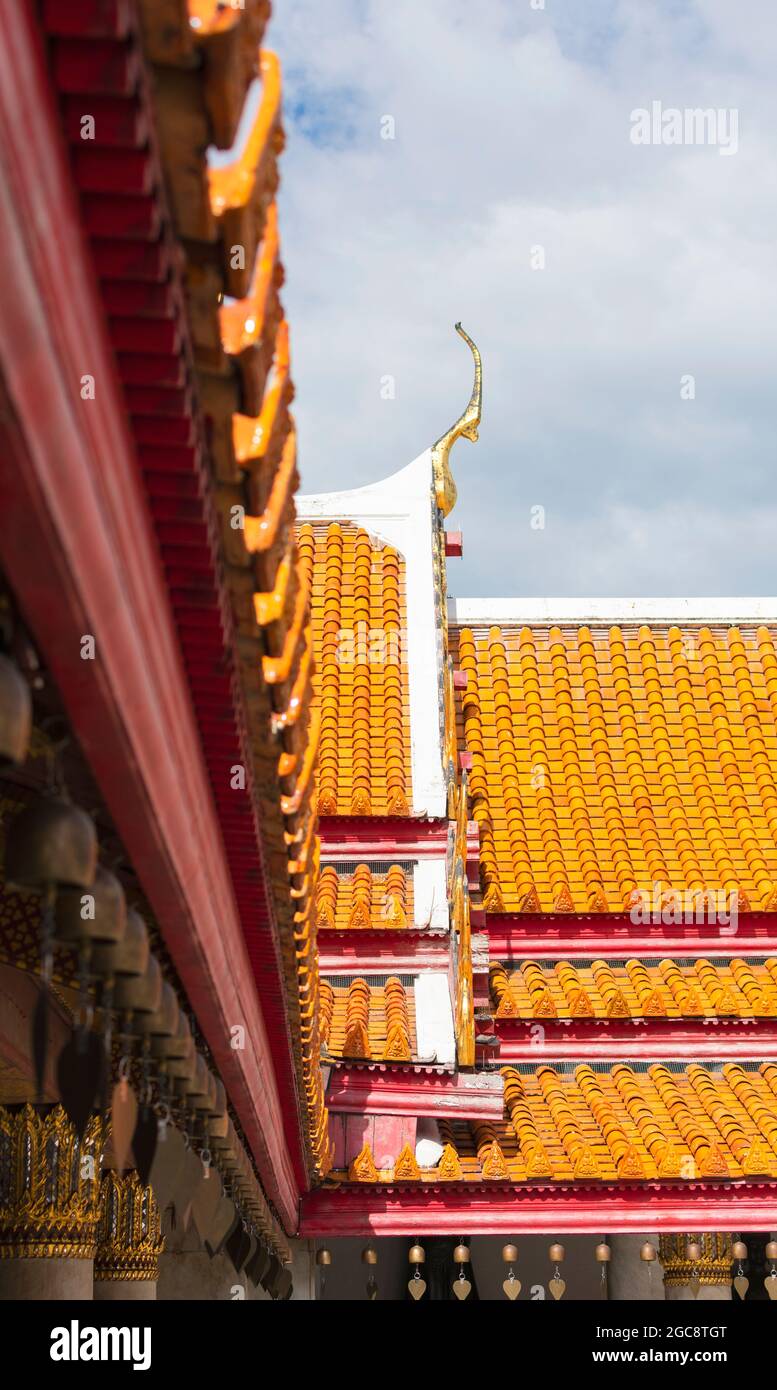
(300, 1182), (777, 1237)
(326, 1067), (504, 1120)
(0, 4), (300, 1230)
(487, 915), (777, 959)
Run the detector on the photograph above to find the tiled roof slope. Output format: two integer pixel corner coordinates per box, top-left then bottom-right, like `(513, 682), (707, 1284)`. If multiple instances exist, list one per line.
(491, 958), (777, 1020)
(320, 977), (417, 1061)
(454, 623), (777, 913)
(339, 1062), (777, 1184)
(315, 864), (413, 930)
(298, 522), (412, 816)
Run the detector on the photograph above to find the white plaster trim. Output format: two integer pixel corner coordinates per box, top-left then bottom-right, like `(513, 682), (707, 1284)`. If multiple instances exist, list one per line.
(412, 858), (449, 931)
(449, 597), (777, 626)
(414, 973), (456, 1066)
(299, 454), (447, 816)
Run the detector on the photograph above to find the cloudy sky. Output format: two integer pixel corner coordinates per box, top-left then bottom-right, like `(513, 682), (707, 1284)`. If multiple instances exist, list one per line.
(268, 0), (777, 598)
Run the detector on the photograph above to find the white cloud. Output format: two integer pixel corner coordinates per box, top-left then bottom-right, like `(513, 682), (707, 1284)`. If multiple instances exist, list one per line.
(270, 0), (777, 596)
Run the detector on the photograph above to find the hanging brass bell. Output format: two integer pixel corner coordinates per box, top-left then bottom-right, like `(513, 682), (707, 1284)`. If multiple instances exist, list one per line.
(135, 979), (179, 1038)
(114, 951), (162, 1015)
(316, 1249), (332, 1267)
(453, 1243), (470, 1264)
(55, 863), (126, 947)
(549, 1243), (565, 1263)
(502, 1244), (518, 1264)
(362, 1244), (378, 1265)
(640, 1242), (657, 1262)
(766, 1241), (777, 1261)
(151, 1006), (191, 1061)
(732, 1240), (747, 1261)
(165, 1029), (196, 1081)
(686, 1240), (702, 1263)
(208, 1079), (229, 1142)
(0, 654), (32, 767)
(212, 1118), (239, 1164)
(191, 1061), (219, 1113)
(408, 1244), (425, 1265)
(91, 905), (149, 981)
(5, 794), (97, 891)
(595, 1243), (612, 1262)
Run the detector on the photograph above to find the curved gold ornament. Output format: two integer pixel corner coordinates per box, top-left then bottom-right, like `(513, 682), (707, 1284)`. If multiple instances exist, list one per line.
(0, 1104), (103, 1259)
(659, 1233), (732, 1288)
(431, 322), (482, 517)
(94, 1170), (164, 1282)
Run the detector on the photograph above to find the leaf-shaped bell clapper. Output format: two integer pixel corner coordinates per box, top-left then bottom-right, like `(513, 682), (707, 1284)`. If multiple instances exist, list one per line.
(0, 654), (32, 767)
(90, 904), (149, 983)
(54, 864), (127, 949)
(4, 794), (97, 892)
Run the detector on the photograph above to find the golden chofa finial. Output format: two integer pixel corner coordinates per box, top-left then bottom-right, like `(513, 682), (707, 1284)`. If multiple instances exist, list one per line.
(431, 322), (482, 516)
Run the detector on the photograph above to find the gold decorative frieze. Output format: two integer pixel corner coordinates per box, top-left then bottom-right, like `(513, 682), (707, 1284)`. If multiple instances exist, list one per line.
(0, 1104), (102, 1259)
(659, 1233), (732, 1287)
(95, 1171), (164, 1282)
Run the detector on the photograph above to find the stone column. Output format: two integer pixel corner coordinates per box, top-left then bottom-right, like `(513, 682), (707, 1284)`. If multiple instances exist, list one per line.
(608, 1234), (664, 1301)
(0, 1104), (102, 1300)
(93, 1170), (163, 1301)
(660, 1234), (732, 1300)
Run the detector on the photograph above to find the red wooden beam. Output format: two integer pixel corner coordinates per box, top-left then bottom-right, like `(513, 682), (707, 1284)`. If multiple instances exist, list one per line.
(318, 817), (450, 858)
(0, 3), (301, 1230)
(326, 1067), (504, 1119)
(494, 1018), (777, 1062)
(318, 928), (450, 973)
(487, 914), (777, 959)
(300, 1182), (777, 1237)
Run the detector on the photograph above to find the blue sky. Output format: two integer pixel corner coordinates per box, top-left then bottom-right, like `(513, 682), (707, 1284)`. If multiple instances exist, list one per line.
(268, 0), (777, 597)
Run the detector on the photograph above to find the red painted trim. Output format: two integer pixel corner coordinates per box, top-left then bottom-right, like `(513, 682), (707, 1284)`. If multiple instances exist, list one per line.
(299, 1182), (777, 1236)
(318, 929), (450, 973)
(326, 1068), (504, 1119)
(318, 818), (449, 858)
(494, 1018), (777, 1062)
(0, 4), (300, 1229)
(487, 914), (777, 959)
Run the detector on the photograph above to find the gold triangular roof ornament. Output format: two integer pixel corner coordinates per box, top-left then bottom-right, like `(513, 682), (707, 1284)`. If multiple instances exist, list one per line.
(431, 322), (482, 517)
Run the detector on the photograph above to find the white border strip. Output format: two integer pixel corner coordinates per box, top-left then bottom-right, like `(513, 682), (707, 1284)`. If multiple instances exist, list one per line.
(449, 597), (777, 626)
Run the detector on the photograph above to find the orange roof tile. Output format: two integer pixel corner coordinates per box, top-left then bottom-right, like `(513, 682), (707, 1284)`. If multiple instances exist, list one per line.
(320, 976), (417, 1062)
(454, 623), (777, 912)
(490, 957), (777, 1020)
(332, 1063), (777, 1184)
(300, 522), (412, 816)
(315, 863), (412, 930)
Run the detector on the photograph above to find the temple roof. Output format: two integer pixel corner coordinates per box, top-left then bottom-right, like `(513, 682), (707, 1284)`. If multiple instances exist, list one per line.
(490, 957), (777, 1020)
(298, 521), (412, 816)
(454, 621), (777, 914)
(320, 976), (418, 1063)
(336, 1062), (777, 1185)
(315, 863), (413, 930)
